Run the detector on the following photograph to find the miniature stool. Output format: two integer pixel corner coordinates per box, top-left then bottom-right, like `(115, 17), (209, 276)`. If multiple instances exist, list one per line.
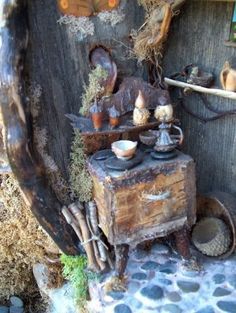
(88, 150), (196, 276)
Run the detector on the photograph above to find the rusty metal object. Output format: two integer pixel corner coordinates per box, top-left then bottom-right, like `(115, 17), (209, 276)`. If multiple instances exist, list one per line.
(0, 0), (80, 254)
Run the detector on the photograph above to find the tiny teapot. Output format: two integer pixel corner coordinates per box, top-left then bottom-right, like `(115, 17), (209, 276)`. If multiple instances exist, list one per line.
(154, 123), (184, 153)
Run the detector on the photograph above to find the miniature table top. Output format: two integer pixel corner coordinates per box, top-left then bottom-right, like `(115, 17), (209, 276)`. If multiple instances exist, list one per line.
(88, 149), (193, 184)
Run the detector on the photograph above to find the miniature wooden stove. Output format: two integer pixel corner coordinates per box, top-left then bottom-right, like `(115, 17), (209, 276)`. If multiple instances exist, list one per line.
(88, 151), (196, 276)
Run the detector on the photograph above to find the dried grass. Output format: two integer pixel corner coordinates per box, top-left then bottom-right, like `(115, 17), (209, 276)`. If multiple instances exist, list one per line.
(98, 8), (125, 26)
(132, 1), (171, 63)
(80, 65), (108, 117)
(69, 130), (93, 203)
(0, 174), (58, 301)
(138, 0), (164, 13)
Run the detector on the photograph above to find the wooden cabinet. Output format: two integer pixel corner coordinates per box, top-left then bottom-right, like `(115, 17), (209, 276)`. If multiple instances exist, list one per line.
(88, 151), (196, 247)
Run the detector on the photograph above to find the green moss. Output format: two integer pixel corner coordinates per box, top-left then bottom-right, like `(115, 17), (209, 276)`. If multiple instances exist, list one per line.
(79, 65), (108, 117)
(60, 254), (98, 312)
(60, 254), (88, 310)
(69, 130), (93, 202)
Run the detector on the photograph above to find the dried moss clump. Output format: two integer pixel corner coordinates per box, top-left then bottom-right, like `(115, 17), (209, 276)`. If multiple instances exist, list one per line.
(57, 15), (95, 41)
(79, 65), (108, 117)
(98, 8), (125, 26)
(70, 130), (93, 202)
(0, 174), (58, 300)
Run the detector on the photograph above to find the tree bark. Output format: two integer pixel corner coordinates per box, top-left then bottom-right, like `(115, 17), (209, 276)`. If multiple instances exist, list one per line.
(0, 0), (80, 255)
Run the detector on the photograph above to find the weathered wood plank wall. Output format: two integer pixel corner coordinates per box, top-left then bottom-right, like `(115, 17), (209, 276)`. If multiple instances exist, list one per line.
(26, 0), (236, 196)
(164, 0), (236, 194)
(26, 0), (145, 176)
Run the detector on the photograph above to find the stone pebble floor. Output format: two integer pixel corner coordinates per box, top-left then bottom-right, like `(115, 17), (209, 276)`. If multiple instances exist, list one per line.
(0, 296), (24, 313)
(88, 243), (236, 313)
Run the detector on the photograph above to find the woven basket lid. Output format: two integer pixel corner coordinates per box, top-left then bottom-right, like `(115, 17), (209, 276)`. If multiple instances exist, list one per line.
(197, 191), (236, 259)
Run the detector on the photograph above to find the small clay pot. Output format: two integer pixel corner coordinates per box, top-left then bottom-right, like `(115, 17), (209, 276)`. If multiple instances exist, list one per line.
(91, 112), (103, 131)
(220, 61), (236, 92)
(109, 116), (120, 128)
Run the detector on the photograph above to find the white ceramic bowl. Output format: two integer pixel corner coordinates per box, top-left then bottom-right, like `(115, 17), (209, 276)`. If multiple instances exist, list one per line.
(111, 140), (137, 160)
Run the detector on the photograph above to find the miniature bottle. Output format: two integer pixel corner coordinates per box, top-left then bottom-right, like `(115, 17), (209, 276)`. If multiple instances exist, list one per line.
(133, 90), (150, 126)
(108, 105), (120, 128)
(90, 100), (103, 131)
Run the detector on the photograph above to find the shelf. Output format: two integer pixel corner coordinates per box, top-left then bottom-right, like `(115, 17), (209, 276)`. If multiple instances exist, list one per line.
(164, 77), (236, 100)
(66, 113), (159, 136)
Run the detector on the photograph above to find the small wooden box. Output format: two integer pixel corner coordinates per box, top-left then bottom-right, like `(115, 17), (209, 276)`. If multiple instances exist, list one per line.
(88, 151), (196, 246)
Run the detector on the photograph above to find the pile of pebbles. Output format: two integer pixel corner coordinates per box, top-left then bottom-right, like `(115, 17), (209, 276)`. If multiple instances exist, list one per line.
(88, 243), (236, 313)
(0, 296), (24, 313)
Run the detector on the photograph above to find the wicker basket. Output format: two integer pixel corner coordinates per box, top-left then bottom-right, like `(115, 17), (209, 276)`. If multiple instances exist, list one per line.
(192, 217), (231, 257)
(196, 191), (236, 259)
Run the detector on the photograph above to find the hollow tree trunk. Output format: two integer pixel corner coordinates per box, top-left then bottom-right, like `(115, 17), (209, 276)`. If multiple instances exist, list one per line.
(0, 0), (146, 254)
(0, 0), (80, 255)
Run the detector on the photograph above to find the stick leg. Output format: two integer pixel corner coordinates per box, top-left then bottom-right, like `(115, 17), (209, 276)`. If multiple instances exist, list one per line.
(174, 227), (191, 260)
(115, 244), (129, 278)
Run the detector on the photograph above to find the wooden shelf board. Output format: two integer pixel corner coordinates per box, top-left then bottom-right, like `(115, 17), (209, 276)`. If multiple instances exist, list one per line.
(66, 113), (159, 136)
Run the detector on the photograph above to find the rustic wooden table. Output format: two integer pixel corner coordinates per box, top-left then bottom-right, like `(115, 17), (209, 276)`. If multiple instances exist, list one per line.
(88, 150), (196, 276)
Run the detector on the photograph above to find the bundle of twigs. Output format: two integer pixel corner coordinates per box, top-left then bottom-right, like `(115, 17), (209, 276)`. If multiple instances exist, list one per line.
(62, 201), (113, 273)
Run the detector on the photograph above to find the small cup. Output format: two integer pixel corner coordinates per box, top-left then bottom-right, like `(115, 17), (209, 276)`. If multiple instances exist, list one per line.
(111, 140), (137, 160)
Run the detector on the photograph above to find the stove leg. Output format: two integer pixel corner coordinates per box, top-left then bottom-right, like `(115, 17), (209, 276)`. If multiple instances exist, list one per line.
(174, 226), (191, 260)
(115, 244), (129, 278)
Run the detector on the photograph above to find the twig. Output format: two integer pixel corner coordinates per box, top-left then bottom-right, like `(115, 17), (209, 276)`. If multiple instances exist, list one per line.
(62, 206), (83, 242)
(165, 77), (236, 100)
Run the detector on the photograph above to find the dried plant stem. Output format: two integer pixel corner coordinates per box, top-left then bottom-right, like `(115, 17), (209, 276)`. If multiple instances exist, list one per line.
(69, 203), (100, 272)
(62, 206), (83, 242)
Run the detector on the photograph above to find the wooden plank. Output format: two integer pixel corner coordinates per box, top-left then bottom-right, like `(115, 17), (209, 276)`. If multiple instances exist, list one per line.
(164, 1), (236, 195)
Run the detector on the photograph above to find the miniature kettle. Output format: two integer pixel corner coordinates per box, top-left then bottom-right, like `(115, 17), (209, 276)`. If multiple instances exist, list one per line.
(220, 61), (236, 92)
(154, 123), (184, 153)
